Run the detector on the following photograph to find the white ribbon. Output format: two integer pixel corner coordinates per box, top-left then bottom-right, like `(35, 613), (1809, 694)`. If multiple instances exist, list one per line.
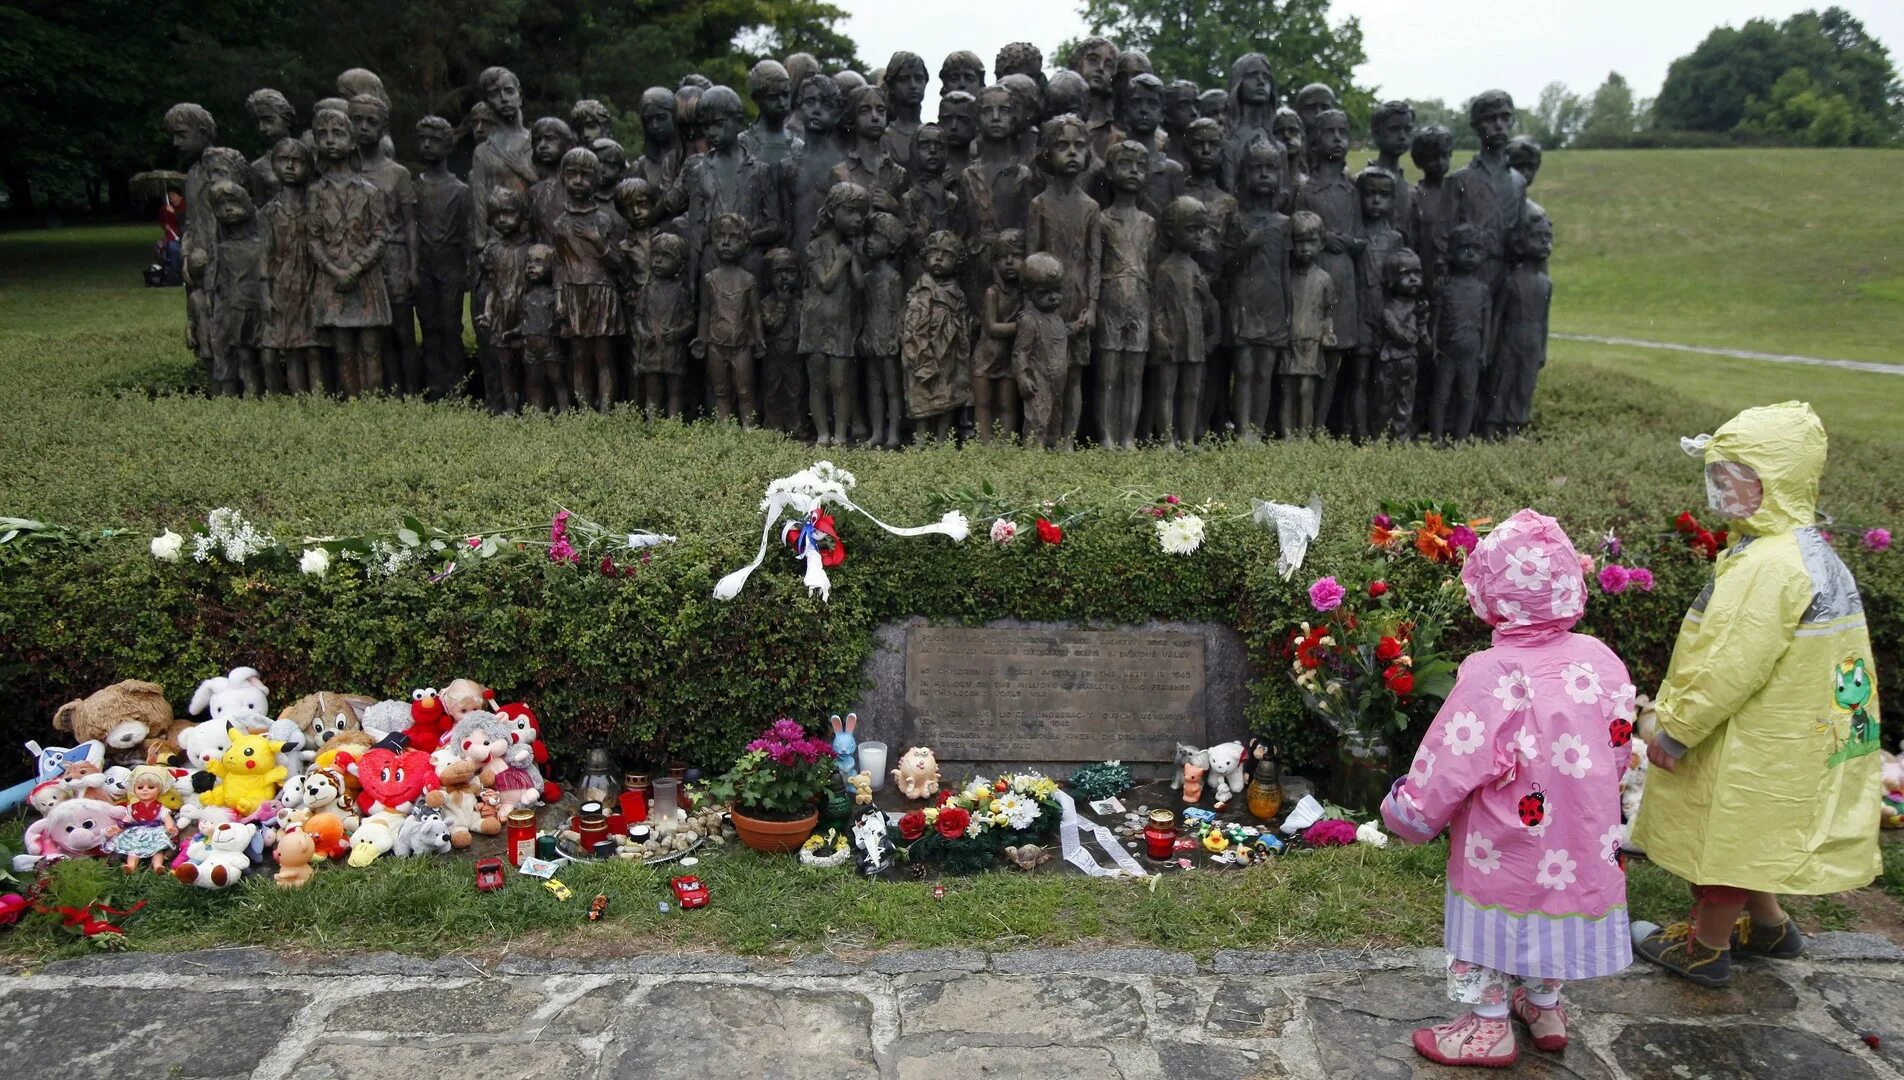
(1679, 434), (1712, 457)
(1054, 789), (1150, 878)
(1251, 495), (1324, 579)
(626, 532), (677, 549)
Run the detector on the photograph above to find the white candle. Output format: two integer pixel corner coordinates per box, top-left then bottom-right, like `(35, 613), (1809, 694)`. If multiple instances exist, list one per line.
(858, 742), (888, 790)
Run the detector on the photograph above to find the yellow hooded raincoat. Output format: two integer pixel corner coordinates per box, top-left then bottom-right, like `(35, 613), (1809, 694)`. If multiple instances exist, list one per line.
(1632, 401), (1881, 894)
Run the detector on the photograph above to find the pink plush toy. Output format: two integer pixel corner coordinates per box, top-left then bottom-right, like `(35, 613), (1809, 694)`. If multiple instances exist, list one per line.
(20, 797), (128, 868)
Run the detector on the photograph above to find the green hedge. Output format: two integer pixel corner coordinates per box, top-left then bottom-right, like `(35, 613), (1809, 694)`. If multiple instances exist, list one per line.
(2, 361), (1898, 778)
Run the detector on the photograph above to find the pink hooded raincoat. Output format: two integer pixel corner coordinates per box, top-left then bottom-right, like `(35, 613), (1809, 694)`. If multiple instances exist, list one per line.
(1382, 508), (1636, 981)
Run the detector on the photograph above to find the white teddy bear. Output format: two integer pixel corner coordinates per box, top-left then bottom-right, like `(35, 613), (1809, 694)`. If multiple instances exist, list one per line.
(1205, 741), (1247, 810)
(174, 821), (257, 888)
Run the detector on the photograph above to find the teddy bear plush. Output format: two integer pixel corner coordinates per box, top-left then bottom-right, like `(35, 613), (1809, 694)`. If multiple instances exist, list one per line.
(174, 820), (256, 888)
(189, 667), (270, 725)
(426, 749), (502, 848)
(53, 679), (176, 766)
(198, 727), (289, 816)
(143, 719), (196, 767)
(1205, 741), (1247, 810)
(273, 828), (316, 888)
(17, 797), (128, 872)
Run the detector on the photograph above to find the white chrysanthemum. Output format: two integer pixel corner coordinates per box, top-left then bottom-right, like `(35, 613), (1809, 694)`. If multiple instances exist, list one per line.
(990, 518), (1018, 543)
(1157, 513), (1206, 556)
(1493, 671), (1534, 713)
(1535, 849), (1577, 890)
(1442, 711), (1484, 756)
(1505, 545), (1552, 589)
(1464, 831), (1502, 875)
(150, 530), (183, 561)
(1550, 733), (1593, 779)
(299, 548), (331, 576)
(1563, 662), (1603, 704)
(1550, 574), (1584, 619)
(994, 792), (1038, 830)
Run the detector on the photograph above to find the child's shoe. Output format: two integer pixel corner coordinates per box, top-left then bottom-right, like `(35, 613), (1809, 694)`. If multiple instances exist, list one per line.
(1731, 915), (1806, 960)
(1510, 988), (1568, 1051)
(1411, 1012), (1519, 1068)
(1634, 922), (1733, 987)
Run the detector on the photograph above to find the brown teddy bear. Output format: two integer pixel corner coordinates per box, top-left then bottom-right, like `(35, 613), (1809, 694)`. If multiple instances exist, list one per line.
(53, 680), (178, 766)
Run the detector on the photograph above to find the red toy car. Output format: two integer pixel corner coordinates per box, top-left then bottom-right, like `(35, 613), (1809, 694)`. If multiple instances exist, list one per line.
(474, 857), (505, 892)
(670, 875), (709, 909)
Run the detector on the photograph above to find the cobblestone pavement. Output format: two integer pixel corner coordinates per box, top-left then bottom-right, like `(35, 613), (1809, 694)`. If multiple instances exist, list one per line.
(6, 934), (1903, 1079)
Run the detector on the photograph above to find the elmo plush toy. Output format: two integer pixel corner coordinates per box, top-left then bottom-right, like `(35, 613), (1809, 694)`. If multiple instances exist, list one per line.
(404, 687), (452, 755)
(496, 702), (561, 803)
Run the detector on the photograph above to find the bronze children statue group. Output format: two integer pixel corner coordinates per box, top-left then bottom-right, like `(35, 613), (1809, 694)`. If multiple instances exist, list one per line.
(164, 43), (1551, 448)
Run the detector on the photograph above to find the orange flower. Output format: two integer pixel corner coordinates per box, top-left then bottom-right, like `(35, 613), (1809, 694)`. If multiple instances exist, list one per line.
(1414, 529), (1450, 562)
(1369, 524), (1398, 547)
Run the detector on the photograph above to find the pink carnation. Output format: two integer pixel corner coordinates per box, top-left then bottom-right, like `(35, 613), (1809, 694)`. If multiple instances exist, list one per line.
(1628, 567), (1655, 592)
(1449, 525), (1478, 553)
(1371, 513), (1392, 529)
(1597, 564), (1631, 594)
(1865, 528), (1892, 553)
(1303, 819), (1358, 847)
(1308, 576), (1346, 612)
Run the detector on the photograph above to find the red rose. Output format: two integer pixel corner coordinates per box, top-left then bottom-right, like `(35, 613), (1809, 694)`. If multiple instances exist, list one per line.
(1035, 517), (1064, 545)
(1368, 580), (1389, 598)
(935, 806), (971, 839)
(1675, 511), (1698, 534)
(935, 788), (958, 807)
(1384, 665), (1414, 694)
(1375, 636), (1403, 662)
(898, 811), (927, 841)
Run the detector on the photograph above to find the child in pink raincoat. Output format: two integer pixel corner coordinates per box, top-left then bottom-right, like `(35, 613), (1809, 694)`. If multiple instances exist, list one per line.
(1382, 508), (1636, 1068)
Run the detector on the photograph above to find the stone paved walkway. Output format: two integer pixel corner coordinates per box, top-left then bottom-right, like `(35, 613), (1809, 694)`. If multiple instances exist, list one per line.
(7, 934), (1904, 1079)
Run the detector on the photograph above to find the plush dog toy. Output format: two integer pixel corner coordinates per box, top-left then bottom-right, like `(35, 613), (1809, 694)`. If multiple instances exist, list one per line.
(393, 809), (455, 857)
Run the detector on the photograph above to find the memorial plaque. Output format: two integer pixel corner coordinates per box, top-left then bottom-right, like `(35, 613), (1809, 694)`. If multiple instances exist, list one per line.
(903, 627), (1207, 762)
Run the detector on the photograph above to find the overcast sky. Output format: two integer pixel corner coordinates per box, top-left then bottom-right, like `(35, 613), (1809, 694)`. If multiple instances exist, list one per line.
(836, 0), (1904, 106)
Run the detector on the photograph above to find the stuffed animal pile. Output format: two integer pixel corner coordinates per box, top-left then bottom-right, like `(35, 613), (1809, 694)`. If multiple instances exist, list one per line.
(10, 669), (555, 890)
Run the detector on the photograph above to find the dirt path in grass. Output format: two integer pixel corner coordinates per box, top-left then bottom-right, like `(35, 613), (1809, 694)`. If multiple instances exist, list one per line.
(1555, 333), (1904, 374)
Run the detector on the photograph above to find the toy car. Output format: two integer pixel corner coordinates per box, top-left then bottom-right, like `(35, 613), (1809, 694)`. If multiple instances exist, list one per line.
(543, 878), (573, 901)
(474, 857), (505, 892)
(670, 875), (709, 909)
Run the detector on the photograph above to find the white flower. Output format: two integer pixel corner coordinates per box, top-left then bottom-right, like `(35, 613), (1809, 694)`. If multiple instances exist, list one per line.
(1550, 733), (1593, 779)
(1442, 711), (1484, 756)
(990, 518), (1018, 544)
(299, 548), (331, 577)
(965, 819), (984, 839)
(993, 792), (1038, 830)
(1157, 513), (1207, 556)
(1513, 726), (1538, 762)
(1495, 599), (1528, 625)
(1535, 849), (1577, 890)
(1493, 671), (1534, 713)
(1550, 574), (1584, 619)
(1610, 683), (1638, 721)
(1407, 751), (1437, 787)
(150, 530), (183, 561)
(1464, 831), (1502, 875)
(1563, 662), (1603, 704)
(1505, 545), (1553, 589)
(1599, 824), (1624, 865)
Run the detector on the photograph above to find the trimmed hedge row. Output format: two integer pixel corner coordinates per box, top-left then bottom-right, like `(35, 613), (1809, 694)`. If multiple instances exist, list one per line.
(2, 361), (1899, 777)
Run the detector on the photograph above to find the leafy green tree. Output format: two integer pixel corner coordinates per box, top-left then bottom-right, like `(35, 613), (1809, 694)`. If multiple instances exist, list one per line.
(1654, 6), (1901, 143)
(1059, 0), (1372, 126)
(1405, 98), (1480, 151)
(1580, 71), (1637, 141)
(1528, 81), (1587, 148)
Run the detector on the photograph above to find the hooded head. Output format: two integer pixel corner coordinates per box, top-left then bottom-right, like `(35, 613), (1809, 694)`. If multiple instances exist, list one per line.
(1686, 401), (1825, 537)
(1460, 508), (1588, 642)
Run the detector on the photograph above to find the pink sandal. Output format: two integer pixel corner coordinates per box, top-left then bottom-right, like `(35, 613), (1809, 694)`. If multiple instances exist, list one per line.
(1511, 987), (1569, 1051)
(1412, 1011), (1520, 1068)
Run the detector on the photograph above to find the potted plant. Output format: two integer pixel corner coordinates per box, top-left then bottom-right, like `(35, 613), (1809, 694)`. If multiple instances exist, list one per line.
(705, 719), (837, 853)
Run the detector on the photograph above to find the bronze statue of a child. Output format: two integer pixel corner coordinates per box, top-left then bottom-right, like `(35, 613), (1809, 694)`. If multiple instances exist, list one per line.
(1095, 140), (1159, 450)
(1430, 223), (1492, 444)
(518, 244), (562, 412)
(1295, 107), (1364, 433)
(675, 85), (781, 286)
(1116, 73), (1186, 220)
(937, 90), (977, 179)
(1409, 123), (1456, 435)
(258, 137), (322, 395)
(1344, 167), (1405, 441)
(413, 115), (472, 401)
(208, 180), (266, 397)
(1282, 210), (1338, 437)
(789, 74), (847, 251)
(631, 232), (693, 421)
(1013, 252), (1071, 449)
(612, 177), (658, 392)
(759, 247), (805, 435)
(1485, 213), (1553, 439)
(1225, 140), (1292, 442)
(692, 212), (767, 427)
(308, 105), (392, 398)
(1151, 196), (1220, 449)
(902, 229), (972, 443)
(549, 146), (626, 411)
(163, 102), (219, 383)
(971, 228), (1026, 444)
(955, 84), (1036, 313)
(348, 93), (420, 394)
(833, 84), (911, 215)
(633, 87), (686, 213)
(476, 189), (535, 413)
(879, 51), (931, 167)
(245, 89), (295, 204)
(900, 123), (958, 290)
(1026, 114), (1102, 449)
(857, 211), (907, 448)
(527, 116), (578, 240)
(799, 181), (871, 447)
(1374, 248), (1430, 442)
(740, 60), (803, 168)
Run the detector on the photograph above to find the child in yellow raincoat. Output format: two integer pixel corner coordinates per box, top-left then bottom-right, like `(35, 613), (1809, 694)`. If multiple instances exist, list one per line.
(1632, 401), (1881, 988)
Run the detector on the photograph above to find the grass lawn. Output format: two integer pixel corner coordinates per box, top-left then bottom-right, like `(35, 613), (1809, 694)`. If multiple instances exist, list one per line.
(1, 149), (1901, 962)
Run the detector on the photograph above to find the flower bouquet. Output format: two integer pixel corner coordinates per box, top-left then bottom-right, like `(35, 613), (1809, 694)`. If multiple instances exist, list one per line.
(1285, 571), (1463, 765)
(1369, 500), (1490, 566)
(926, 481), (1086, 549)
(1131, 492), (1227, 556)
(893, 773), (1061, 874)
(705, 719), (840, 852)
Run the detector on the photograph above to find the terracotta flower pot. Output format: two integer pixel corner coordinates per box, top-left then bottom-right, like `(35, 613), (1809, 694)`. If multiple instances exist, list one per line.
(729, 806), (819, 854)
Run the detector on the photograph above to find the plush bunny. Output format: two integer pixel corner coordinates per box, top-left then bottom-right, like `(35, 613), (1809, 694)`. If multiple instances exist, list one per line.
(830, 713), (859, 781)
(1205, 741), (1247, 810)
(189, 667), (270, 724)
